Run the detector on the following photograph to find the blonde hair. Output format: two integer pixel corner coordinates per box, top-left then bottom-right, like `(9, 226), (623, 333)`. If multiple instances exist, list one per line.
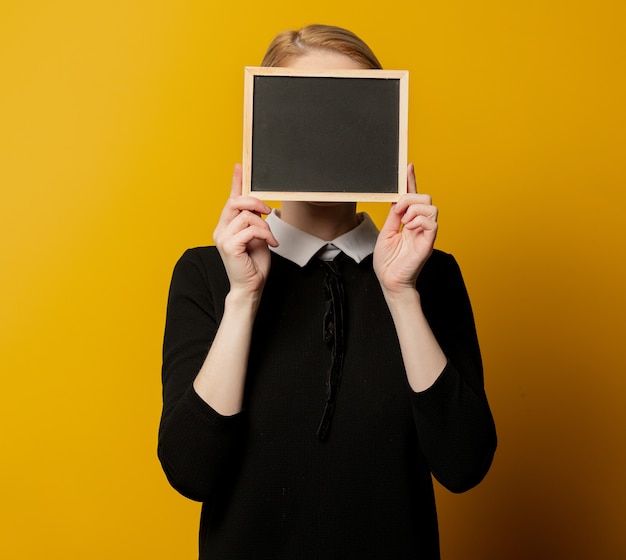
(261, 24), (382, 69)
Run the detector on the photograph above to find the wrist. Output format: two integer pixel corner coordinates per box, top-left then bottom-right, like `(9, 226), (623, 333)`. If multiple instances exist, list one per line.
(381, 285), (422, 312)
(225, 287), (264, 315)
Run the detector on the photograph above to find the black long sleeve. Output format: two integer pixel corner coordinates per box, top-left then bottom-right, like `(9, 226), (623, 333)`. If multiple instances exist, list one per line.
(158, 247), (496, 559)
(411, 252), (497, 492)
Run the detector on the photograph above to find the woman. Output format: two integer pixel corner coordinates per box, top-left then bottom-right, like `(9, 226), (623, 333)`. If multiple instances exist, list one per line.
(159, 24), (496, 559)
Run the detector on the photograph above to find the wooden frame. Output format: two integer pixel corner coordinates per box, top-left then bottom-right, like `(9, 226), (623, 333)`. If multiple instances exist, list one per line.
(242, 66), (409, 202)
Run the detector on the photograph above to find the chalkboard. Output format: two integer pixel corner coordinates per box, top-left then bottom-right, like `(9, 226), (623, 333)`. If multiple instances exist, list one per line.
(242, 67), (408, 201)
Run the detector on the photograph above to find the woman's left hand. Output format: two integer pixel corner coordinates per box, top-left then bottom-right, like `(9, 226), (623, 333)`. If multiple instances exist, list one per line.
(373, 163), (438, 295)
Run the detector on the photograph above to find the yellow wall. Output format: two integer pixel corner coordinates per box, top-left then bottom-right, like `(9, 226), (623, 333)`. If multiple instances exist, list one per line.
(1, 1), (624, 558)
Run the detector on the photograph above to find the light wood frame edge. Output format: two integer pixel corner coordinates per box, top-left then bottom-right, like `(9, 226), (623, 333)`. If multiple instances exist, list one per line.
(242, 67), (409, 202)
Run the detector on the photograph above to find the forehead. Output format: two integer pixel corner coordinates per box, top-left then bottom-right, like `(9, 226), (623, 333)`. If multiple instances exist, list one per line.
(285, 51), (366, 70)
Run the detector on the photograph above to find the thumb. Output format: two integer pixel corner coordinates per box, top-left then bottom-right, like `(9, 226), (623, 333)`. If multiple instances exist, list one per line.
(230, 163), (243, 198)
(407, 163), (417, 194)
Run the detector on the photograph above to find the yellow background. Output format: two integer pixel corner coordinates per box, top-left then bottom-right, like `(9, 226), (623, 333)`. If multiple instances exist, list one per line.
(1, 1), (625, 558)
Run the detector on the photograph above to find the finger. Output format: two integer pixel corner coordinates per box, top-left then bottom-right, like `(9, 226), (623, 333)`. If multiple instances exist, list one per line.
(222, 224), (279, 251)
(401, 203), (438, 225)
(401, 215), (439, 233)
(223, 210), (271, 236)
(225, 195), (272, 216)
(222, 211), (279, 246)
(218, 192), (272, 231)
(394, 193), (433, 216)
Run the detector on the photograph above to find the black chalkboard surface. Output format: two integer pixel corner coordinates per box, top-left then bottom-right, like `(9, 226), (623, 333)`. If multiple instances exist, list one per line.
(242, 67), (408, 201)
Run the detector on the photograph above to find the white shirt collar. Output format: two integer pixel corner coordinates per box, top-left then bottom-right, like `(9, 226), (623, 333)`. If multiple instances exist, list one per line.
(265, 209), (379, 267)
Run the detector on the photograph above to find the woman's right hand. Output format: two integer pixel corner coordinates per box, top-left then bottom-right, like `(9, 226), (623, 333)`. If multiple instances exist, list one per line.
(213, 164), (279, 298)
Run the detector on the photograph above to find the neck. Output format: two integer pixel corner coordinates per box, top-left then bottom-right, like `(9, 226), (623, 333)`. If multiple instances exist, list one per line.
(278, 201), (359, 241)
